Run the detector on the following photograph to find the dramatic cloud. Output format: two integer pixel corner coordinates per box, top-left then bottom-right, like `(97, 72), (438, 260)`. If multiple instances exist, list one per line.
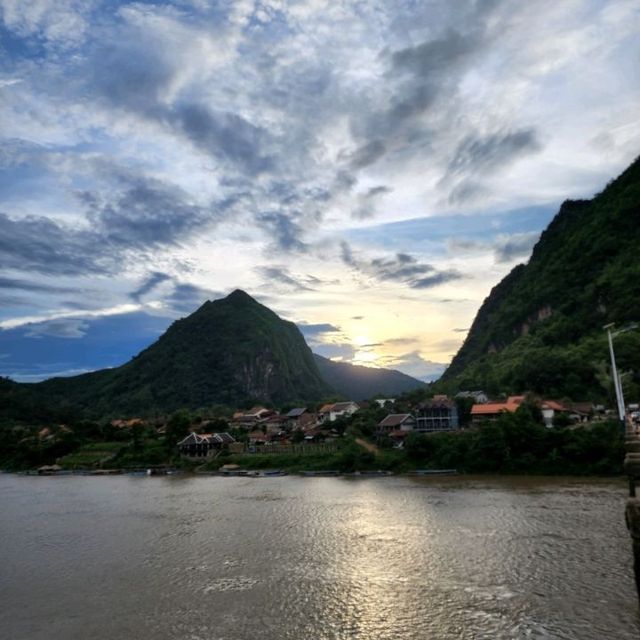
(340, 242), (463, 290)
(130, 272), (172, 302)
(0, 276), (78, 295)
(448, 230), (541, 264)
(1, 0), (638, 380)
(0, 212), (105, 276)
(446, 129), (541, 180)
(494, 232), (541, 263)
(256, 213), (307, 252)
(165, 283), (220, 314)
(25, 318), (89, 339)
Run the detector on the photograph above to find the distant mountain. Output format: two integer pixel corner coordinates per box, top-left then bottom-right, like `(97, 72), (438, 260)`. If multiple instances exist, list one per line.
(35, 290), (332, 415)
(441, 156), (640, 399)
(314, 354), (425, 400)
(10, 289), (426, 418)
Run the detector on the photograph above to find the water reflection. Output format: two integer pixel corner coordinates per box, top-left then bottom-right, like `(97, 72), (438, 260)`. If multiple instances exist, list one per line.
(0, 475), (638, 639)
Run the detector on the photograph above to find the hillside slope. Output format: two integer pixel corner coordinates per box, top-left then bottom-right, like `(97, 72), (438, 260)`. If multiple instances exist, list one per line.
(441, 157), (640, 399)
(313, 354), (425, 400)
(36, 290), (332, 415)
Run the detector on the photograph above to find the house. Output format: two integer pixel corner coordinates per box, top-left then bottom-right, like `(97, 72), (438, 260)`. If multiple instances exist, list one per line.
(247, 431), (271, 446)
(416, 395), (459, 432)
(374, 398), (396, 408)
(455, 390), (489, 404)
(377, 413), (416, 433)
(178, 432), (236, 457)
(263, 414), (288, 434)
(231, 406), (272, 427)
(541, 400), (590, 427)
(302, 427), (327, 443)
(318, 401), (360, 423)
(470, 396), (524, 425)
(110, 418), (145, 429)
(286, 407), (310, 429)
(471, 395), (587, 427)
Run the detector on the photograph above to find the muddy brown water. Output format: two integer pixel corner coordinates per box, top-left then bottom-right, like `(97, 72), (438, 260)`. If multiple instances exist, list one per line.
(1, 474), (638, 639)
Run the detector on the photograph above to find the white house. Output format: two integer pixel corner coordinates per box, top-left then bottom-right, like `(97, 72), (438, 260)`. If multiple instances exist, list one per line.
(318, 401), (359, 422)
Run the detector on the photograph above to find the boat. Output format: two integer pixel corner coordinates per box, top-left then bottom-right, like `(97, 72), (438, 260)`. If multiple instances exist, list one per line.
(350, 470), (393, 477)
(299, 470), (340, 477)
(406, 469), (458, 476)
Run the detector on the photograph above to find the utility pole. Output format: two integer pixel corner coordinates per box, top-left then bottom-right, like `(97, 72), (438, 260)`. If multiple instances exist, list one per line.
(604, 323), (627, 431)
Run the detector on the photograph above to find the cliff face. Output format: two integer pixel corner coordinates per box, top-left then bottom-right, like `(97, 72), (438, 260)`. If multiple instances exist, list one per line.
(442, 157), (640, 399)
(37, 290), (332, 415)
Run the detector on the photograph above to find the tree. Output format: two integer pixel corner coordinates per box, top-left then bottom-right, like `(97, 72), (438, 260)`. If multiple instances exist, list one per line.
(164, 410), (191, 453)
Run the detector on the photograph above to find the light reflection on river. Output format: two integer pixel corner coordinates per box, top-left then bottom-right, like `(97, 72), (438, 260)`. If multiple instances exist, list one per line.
(0, 474), (638, 639)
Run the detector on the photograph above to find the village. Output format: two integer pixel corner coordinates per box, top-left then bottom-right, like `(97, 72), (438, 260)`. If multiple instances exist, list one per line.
(18, 389), (637, 477)
(173, 392), (632, 462)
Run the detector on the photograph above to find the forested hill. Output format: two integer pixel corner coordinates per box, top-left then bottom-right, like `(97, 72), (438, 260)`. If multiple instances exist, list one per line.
(313, 354), (425, 400)
(34, 290), (333, 416)
(441, 156), (640, 400)
(7, 290), (426, 419)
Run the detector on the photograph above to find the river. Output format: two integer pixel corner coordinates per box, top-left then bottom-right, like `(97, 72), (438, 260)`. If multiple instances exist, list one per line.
(0, 474), (638, 639)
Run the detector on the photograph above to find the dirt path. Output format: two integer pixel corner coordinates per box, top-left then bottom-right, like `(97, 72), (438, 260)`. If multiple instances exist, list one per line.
(355, 437), (379, 454)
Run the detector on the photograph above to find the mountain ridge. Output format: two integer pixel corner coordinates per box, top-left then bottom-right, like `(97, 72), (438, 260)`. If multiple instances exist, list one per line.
(441, 156), (640, 399)
(3, 290), (425, 418)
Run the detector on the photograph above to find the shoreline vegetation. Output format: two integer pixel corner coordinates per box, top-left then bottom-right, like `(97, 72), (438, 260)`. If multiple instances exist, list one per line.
(0, 402), (625, 477)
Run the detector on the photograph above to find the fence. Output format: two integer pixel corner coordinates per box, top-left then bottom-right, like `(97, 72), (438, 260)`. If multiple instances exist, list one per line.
(247, 443), (338, 455)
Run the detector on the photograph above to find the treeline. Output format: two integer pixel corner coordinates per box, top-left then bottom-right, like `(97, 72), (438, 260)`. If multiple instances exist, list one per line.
(403, 407), (624, 475)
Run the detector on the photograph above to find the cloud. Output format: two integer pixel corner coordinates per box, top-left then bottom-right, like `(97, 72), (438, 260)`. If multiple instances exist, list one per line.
(0, 0), (91, 49)
(448, 230), (541, 264)
(0, 166), (221, 278)
(297, 322), (341, 338)
(0, 276), (78, 295)
(379, 350), (448, 382)
(170, 104), (274, 175)
(256, 213), (307, 252)
(82, 171), (215, 249)
(0, 211), (105, 276)
(383, 336), (419, 346)
(346, 139), (387, 170)
(352, 184), (392, 220)
(165, 283), (220, 314)
(340, 242), (463, 290)
(494, 231), (540, 263)
(446, 129), (541, 180)
(130, 272), (172, 302)
(258, 266), (313, 291)
(1, 0), (639, 382)
(257, 266), (339, 294)
(25, 318), (89, 339)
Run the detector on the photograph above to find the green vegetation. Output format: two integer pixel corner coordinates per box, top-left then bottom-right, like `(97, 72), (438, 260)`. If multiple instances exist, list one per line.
(29, 289), (333, 417)
(58, 442), (125, 469)
(441, 157), (640, 401)
(404, 412), (623, 476)
(200, 441), (406, 474)
(314, 354), (425, 400)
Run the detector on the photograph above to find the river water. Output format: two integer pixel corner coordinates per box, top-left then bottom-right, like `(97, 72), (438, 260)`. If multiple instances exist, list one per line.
(0, 474), (638, 640)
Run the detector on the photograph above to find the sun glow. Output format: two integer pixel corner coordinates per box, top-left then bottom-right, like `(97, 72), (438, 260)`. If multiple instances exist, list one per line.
(353, 349), (380, 367)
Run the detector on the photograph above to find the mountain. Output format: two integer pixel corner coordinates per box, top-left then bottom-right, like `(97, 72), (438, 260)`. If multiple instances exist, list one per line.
(441, 157), (640, 400)
(35, 290), (333, 416)
(313, 354), (426, 400)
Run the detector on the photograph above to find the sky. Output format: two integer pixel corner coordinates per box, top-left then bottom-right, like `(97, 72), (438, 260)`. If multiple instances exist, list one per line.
(0, 0), (639, 383)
